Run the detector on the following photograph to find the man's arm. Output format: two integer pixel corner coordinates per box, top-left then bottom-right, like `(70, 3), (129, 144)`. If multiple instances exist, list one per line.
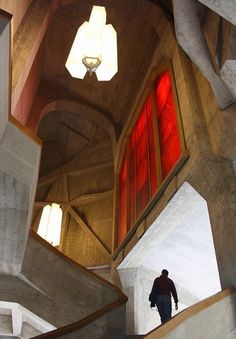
(170, 280), (178, 310)
(149, 278), (158, 307)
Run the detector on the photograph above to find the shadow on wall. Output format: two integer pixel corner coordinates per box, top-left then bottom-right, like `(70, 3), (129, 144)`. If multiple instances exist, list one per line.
(117, 182), (221, 335)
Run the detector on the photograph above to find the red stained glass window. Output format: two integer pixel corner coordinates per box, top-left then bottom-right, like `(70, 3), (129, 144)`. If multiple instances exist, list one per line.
(146, 95), (158, 196)
(155, 71), (181, 179)
(135, 106), (149, 217)
(117, 68), (183, 248)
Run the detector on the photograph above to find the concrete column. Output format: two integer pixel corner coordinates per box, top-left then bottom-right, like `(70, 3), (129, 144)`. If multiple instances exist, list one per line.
(178, 53), (236, 289)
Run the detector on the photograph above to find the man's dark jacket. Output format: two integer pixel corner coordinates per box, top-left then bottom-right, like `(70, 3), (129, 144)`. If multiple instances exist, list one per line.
(149, 275), (178, 307)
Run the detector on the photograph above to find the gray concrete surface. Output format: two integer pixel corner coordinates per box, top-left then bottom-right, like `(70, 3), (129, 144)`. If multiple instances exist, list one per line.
(0, 121), (41, 274)
(20, 234), (123, 327)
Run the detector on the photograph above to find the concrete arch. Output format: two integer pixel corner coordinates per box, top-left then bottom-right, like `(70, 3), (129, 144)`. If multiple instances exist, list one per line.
(38, 99), (117, 154)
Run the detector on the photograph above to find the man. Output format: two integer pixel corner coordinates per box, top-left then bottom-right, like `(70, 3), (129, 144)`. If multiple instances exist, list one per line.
(149, 269), (178, 324)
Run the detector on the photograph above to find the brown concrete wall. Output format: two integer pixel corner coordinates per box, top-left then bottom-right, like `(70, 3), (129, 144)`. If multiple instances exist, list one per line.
(112, 7), (236, 292)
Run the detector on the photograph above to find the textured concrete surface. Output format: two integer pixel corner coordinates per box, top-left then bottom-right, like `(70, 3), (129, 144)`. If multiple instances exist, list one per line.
(20, 234), (120, 327)
(52, 304), (126, 339)
(0, 170), (28, 273)
(0, 314), (12, 333)
(198, 0), (236, 26)
(0, 121), (41, 274)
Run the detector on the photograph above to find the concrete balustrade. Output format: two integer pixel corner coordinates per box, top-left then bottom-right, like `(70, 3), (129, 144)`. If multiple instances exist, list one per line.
(145, 289), (236, 339)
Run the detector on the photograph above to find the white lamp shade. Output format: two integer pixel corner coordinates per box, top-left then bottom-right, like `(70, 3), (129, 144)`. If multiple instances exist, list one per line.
(96, 24), (118, 81)
(83, 21), (103, 63)
(65, 5), (118, 81)
(65, 22), (88, 79)
(85, 6), (106, 61)
(37, 203), (62, 247)
(89, 6), (106, 28)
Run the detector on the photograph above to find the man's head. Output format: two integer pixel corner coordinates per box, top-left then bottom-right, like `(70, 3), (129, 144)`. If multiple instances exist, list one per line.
(161, 269), (169, 276)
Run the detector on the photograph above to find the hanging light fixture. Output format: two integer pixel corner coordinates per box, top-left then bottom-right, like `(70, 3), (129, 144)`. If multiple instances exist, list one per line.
(37, 120), (71, 247)
(65, 5), (118, 81)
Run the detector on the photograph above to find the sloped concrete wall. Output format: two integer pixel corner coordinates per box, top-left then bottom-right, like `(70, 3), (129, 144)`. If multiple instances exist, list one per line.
(42, 305), (126, 339)
(19, 233), (124, 329)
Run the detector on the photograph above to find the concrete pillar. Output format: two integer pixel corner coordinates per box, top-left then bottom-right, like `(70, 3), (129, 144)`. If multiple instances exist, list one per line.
(178, 53), (236, 289)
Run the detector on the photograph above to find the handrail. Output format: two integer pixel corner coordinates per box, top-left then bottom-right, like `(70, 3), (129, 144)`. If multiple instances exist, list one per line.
(144, 287), (235, 338)
(29, 230), (127, 338)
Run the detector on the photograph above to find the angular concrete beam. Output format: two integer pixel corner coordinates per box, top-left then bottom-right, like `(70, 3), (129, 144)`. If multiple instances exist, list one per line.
(68, 207), (111, 258)
(0, 10), (11, 141)
(198, 0), (236, 26)
(172, 0), (235, 109)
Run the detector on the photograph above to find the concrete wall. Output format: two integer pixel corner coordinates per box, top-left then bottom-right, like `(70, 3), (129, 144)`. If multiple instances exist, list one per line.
(0, 120), (41, 274)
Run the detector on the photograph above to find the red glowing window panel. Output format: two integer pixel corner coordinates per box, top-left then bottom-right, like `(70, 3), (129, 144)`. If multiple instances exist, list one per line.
(133, 106), (149, 217)
(129, 134), (136, 229)
(117, 152), (127, 245)
(146, 95), (158, 196)
(155, 71), (181, 179)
